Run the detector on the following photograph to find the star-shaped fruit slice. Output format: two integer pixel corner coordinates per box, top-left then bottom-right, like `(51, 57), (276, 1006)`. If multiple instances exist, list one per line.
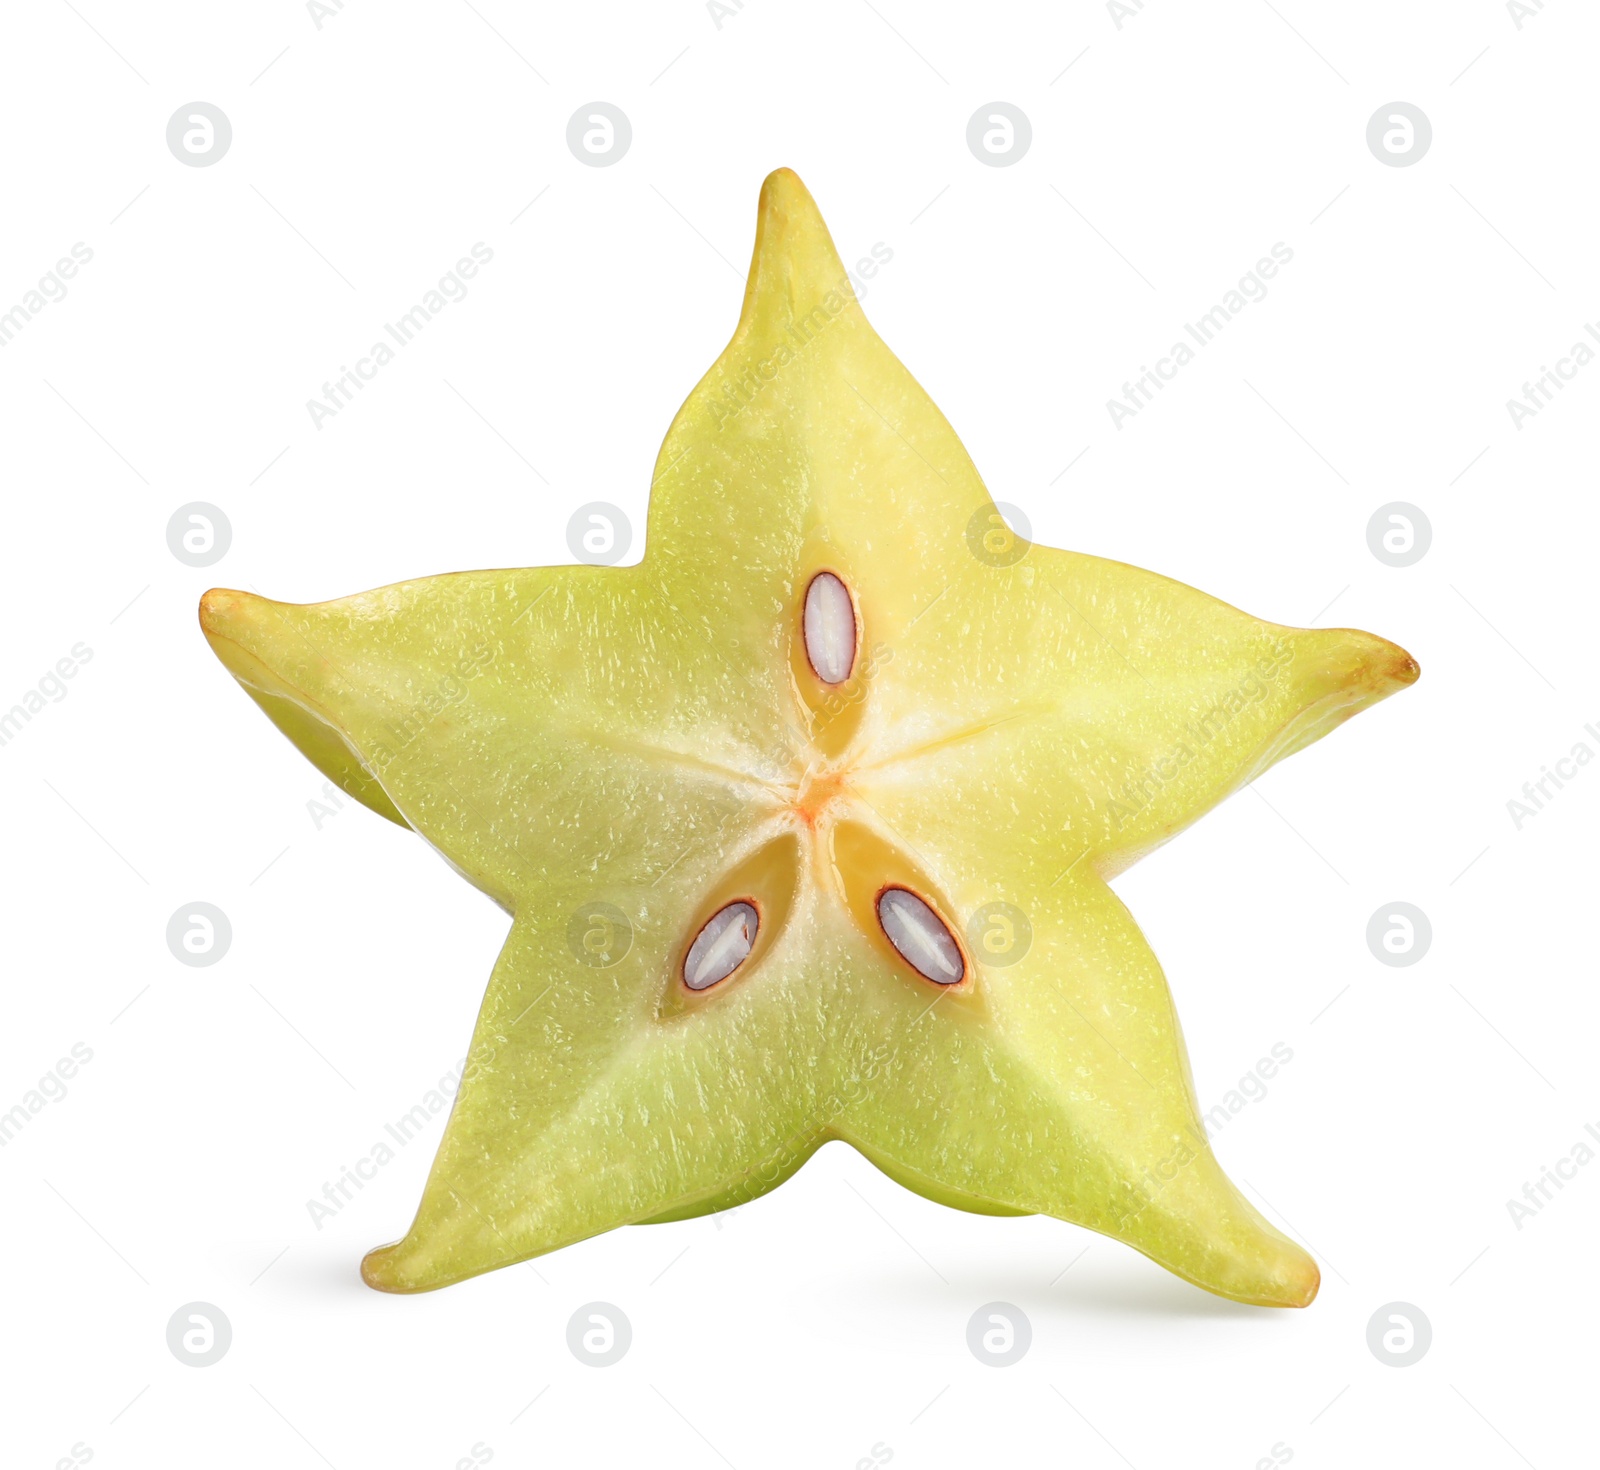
(201, 169), (1418, 1304)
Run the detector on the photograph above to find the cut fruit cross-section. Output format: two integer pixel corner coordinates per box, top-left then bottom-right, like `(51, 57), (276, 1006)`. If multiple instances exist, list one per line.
(200, 167), (1419, 1304)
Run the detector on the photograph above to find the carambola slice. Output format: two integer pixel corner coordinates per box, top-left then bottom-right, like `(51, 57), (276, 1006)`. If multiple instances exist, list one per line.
(201, 168), (1417, 1303)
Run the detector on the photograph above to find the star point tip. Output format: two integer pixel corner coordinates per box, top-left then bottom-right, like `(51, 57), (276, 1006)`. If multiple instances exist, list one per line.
(1277, 1254), (1321, 1308)
(1355, 631), (1422, 693)
(198, 586), (245, 637)
(758, 164), (812, 202)
(742, 167), (856, 336)
(1294, 625), (1422, 699)
(359, 1241), (407, 1293)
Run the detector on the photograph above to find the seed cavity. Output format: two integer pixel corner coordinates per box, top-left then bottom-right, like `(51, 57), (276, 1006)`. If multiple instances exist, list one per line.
(877, 887), (964, 986)
(683, 901), (759, 991)
(803, 571), (856, 685)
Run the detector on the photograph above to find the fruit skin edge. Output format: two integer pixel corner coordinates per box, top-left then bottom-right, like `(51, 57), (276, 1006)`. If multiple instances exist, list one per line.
(199, 167), (1418, 1309)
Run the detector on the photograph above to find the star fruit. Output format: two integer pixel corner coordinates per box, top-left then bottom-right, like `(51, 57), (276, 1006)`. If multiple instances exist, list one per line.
(200, 168), (1418, 1304)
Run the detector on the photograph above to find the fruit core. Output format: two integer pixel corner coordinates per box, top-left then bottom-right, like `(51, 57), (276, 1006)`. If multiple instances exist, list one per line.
(679, 572), (968, 998)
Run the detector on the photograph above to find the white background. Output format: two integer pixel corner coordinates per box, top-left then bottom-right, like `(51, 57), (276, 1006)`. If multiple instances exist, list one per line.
(2, 2), (1594, 1466)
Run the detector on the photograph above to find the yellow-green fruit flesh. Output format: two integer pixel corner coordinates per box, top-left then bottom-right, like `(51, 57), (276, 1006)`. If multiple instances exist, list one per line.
(201, 169), (1417, 1305)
